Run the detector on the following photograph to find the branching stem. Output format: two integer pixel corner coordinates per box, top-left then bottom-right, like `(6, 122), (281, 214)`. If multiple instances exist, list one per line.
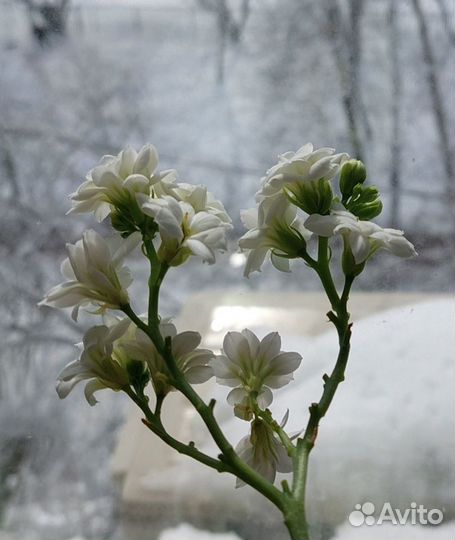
(120, 234), (356, 540)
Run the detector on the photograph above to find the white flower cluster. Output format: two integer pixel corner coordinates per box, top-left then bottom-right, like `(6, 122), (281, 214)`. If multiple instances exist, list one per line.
(239, 143), (416, 275)
(56, 316), (214, 405)
(214, 328), (301, 484)
(118, 318), (214, 397)
(69, 144), (176, 221)
(39, 144), (230, 405)
(259, 143), (349, 199)
(70, 143), (232, 266)
(305, 207), (417, 263)
(39, 229), (140, 320)
(213, 329), (302, 420)
(41, 144), (232, 319)
(239, 144), (348, 276)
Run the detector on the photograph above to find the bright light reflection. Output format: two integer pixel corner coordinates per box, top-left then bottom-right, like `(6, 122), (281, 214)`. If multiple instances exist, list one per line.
(229, 252), (246, 268)
(210, 306), (281, 332)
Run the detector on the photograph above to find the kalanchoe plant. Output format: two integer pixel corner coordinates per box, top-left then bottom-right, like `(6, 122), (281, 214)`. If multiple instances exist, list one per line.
(40, 143), (416, 540)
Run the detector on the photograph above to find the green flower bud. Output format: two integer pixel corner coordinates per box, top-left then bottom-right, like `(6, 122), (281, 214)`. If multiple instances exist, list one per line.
(350, 199), (383, 220)
(352, 184), (378, 203)
(339, 159), (367, 199)
(285, 178), (333, 215)
(346, 184), (383, 220)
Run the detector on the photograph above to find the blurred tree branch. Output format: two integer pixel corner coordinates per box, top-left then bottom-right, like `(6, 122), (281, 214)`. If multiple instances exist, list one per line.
(411, 0), (454, 196)
(196, 0), (250, 83)
(13, 0), (71, 45)
(388, 0), (402, 228)
(434, 0), (455, 47)
(322, 0), (370, 161)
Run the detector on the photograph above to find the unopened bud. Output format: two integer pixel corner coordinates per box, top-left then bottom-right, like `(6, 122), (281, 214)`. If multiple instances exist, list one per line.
(346, 184), (383, 220)
(340, 159), (367, 199)
(352, 199), (383, 220)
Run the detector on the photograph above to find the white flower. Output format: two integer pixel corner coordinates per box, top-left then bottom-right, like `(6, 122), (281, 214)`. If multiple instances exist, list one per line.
(173, 183), (232, 224)
(213, 329), (302, 420)
(305, 208), (417, 263)
(56, 318), (134, 405)
(137, 195), (231, 265)
(39, 229), (140, 320)
(119, 320), (214, 396)
(239, 196), (311, 277)
(235, 418), (292, 486)
(69, 144), (177, 221)
(258, 143), (349, 199)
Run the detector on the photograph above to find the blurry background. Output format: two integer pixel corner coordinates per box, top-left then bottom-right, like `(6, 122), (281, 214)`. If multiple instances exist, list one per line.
(0, 0), (453, 539)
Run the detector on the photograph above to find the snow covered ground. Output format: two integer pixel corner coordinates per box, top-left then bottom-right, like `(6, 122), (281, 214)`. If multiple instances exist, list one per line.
(157, 520), (455, 540)
(109, 297), (454, 540)
(158, 523), (242, 540)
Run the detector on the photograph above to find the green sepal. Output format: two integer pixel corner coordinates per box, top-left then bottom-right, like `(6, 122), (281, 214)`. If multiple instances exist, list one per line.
(342, 241), (366, 277)
(285, 178), (333, 215)
(127, 359), (150, 395)
(269, 222), (308, 259)
(110, 195), (154, 238)
(111, 210), (139, 238)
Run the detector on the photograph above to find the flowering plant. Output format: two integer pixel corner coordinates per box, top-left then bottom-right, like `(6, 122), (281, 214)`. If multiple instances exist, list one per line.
(40, 144), (415, 540)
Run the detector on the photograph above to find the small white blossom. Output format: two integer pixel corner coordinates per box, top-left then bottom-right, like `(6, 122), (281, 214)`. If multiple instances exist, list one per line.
(213, 329), (302, 420)
(137, 195), (231, 265)
(69, 144), (177, 221)
(305, 208), (417, 263)
(235, 418), (292, 486)
(39, 230), (140, 320)
(239, 196), (311, 277)
(56, 318), (134, 405)
(119, 320), (214, 395)
(258, 143), (349, 199)
(173, 183), (232, 224)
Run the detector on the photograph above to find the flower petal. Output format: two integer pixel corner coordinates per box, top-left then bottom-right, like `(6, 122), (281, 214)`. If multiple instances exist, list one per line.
(227, 387), (248, 406)
(172, 331), (201, 357)
(257, 386), (273, 408)
(84, 378), (108, 406)
(185, 365), (213, 384)
(258, 332), (281, 361)
(223, 331), (250, 363)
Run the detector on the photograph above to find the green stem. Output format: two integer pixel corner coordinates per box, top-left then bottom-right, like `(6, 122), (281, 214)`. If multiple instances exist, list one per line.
(283, 496), (310, 540)
(290, 238), (355, 538)
(315, 237), (340, 311)
(142, 236), (168, 325)
(154, 393), (164, 416)
(121, 303), (285, 511)
(290, 312), (352, 529)
(124, 387), (229, 474)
